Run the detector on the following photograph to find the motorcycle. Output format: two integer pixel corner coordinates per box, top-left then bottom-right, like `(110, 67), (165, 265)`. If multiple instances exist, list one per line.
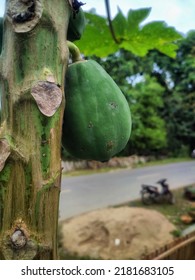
(141, 178), (175, 205)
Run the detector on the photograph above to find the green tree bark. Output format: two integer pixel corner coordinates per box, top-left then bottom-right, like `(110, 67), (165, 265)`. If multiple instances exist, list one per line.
(0, 0), (71, 259)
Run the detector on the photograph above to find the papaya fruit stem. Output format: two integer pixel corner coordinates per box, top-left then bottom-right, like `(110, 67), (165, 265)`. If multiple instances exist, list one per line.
(67, 41), (83, 63)
(105, 0), (120, 44)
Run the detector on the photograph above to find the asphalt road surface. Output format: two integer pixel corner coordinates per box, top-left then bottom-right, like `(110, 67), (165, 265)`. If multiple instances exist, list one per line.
(59, 161), (195, 220)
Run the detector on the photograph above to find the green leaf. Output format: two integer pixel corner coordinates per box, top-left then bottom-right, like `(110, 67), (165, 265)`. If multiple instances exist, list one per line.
(75, 13), (118, 57)
(157, 43), (179, 58)
(120, 21), (183, 58)
(139, 21), (183, 57)
(75, 10), (183, 58)
(141, 21), (182, 42)
(120, 38), (149, 57)
(112, 7), (127, 40)
(127, 8), (151, 35)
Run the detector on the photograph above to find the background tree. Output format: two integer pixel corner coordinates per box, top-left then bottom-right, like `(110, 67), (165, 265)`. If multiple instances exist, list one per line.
(127, 75), (167, 155)
(145, 31), (195, 156)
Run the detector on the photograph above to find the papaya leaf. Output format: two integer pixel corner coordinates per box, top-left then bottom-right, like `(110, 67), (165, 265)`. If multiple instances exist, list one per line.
(157, 43), (179, 58)
(138, 21), (183, 57)
(75, 12), (118, 57)
(106, 8), (152, 42)
(112, 7), (127, 40)
(127, 7), (151, 36)
(120, 39), (149, 57)
(140, 21), (183, 42)
(75, 9), (183, 58)
(120, 21), (183, 57)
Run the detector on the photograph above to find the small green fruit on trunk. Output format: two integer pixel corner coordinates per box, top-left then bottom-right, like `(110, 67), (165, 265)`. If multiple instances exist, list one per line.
(62, 59), (132, 161)
(67, 8), (86, 42)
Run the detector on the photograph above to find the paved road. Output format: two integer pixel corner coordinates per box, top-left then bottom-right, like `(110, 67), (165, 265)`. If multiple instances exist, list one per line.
(59, 161), (195, 220)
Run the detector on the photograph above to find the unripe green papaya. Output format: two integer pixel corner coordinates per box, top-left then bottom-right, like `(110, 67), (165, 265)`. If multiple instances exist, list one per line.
(62, 60), (132, 161)
(67, 8), (86, 41)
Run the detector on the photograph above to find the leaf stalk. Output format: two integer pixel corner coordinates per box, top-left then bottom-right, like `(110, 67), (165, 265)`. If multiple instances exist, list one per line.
(105, 0), (120, 44)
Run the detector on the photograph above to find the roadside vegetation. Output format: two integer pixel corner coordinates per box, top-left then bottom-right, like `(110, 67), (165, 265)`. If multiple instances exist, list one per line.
(62, 156), (193, 177)
(128, 186), (195, 234)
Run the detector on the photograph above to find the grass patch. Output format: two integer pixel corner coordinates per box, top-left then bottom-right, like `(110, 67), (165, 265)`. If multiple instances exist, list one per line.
(62, 157), (192, 177)
(62, 167), (119, 177)
(126, 187), (195, 233)
(135, 157), (192, 168)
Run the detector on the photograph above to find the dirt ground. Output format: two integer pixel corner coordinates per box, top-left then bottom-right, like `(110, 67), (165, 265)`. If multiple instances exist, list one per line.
(60, 206), (176, 260)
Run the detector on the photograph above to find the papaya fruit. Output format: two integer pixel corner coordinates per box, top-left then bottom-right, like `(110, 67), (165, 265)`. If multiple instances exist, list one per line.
(62, 60), (132, 161)
(67, 8), (86, 41)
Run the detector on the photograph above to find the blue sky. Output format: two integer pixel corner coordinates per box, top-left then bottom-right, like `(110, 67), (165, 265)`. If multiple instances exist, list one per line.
(0, 0), (194, 33)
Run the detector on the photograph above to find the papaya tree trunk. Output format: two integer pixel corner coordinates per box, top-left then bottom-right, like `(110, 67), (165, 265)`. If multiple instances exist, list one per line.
(0, 0), (71, 259)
